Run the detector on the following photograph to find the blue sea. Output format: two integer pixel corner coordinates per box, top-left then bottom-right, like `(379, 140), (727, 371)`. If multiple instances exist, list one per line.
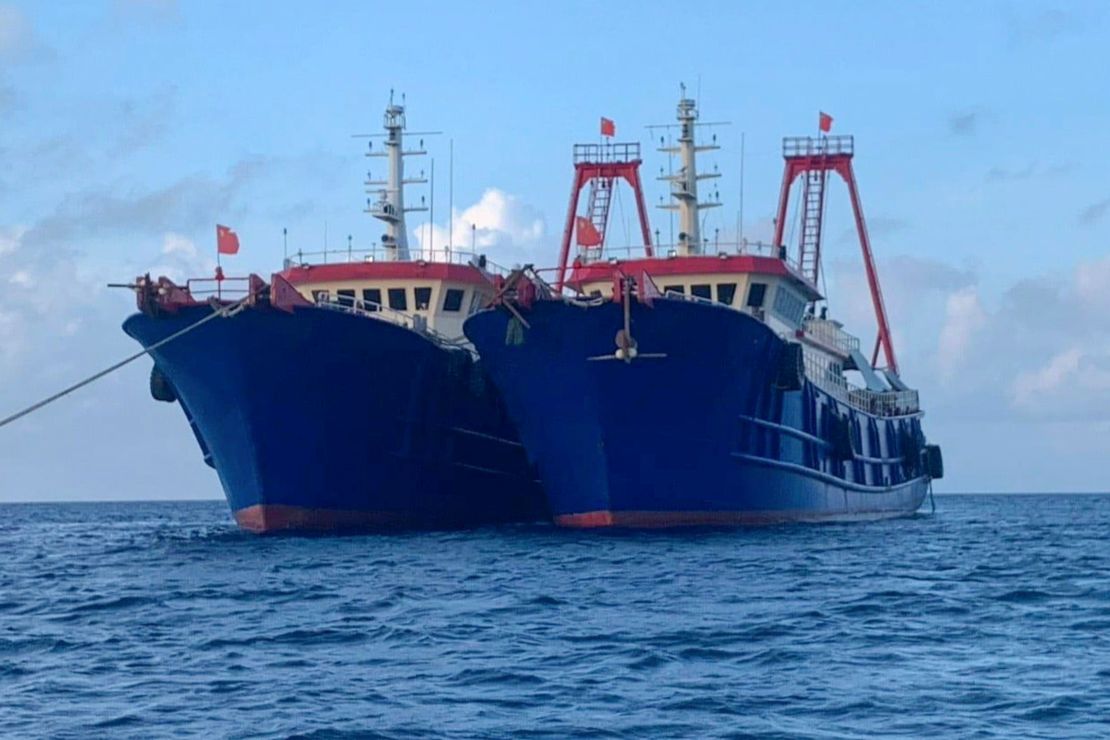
(1, 495), (1108, 739)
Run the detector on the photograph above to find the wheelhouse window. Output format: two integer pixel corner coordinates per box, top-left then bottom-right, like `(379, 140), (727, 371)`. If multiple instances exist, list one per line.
(443, 288), (465, 312)
(691, 284), (712, 300)
(663, 284), (685, 295)
(414, 286), (432, 311)
(311, 289), (329, 303)
(772, 285), (806, 326)
(387, 288), (407, 311)
(337, 289), (355, 307)
(362, 288), (381, 311)
(716, 283), (737, 305)
(746, 282), (767, 308)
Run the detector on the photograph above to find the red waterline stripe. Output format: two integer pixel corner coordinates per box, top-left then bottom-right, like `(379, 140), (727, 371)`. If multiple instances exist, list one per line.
(553, 509), (912, 528)
(233, 505), (410, 534)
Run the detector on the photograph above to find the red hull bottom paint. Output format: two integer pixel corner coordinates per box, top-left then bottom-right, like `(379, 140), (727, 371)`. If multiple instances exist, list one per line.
(553, 509), (919, 529)
(234, 505), (411, 534)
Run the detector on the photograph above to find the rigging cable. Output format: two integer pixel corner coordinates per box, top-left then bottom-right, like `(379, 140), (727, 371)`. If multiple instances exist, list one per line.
(0, 297), (249, 430)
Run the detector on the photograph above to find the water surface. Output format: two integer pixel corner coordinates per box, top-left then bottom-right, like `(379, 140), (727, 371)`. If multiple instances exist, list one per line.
(2, 495), (1108, 738)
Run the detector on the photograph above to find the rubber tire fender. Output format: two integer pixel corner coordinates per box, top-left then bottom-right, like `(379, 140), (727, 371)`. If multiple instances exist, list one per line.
(150, 365), (177, 403)
(923, 444), (944, 480)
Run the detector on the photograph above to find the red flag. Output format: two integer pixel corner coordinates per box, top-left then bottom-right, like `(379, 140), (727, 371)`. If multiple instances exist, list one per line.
(600, 117), (615, 137)
(819, 112), (833, 133)
(216, 224), (240, 255)
(575, 216), (602, 247)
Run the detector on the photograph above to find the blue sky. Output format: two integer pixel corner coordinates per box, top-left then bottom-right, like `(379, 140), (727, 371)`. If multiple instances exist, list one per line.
(1, 0), (1108, 500)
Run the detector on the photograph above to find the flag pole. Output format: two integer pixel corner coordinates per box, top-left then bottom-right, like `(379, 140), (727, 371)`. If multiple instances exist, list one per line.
(216, 225), (222, 299)
(738, 131), (745, 247)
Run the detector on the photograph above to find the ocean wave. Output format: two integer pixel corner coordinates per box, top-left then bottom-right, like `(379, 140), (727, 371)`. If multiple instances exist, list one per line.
(1, 495), (1109, 739)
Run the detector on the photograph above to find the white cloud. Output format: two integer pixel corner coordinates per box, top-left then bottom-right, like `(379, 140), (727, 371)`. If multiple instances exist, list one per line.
(162, 231), (197, 257)
(132, 232), (215, 284)
(1012, 349), (1110, 417)
(937, 286), (987, 380)
(409, 188), (546, 267)
(1012, 348), (1082, 407)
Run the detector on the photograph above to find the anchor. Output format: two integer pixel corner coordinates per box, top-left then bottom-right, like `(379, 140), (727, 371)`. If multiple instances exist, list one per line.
(587, 275), (666, 363)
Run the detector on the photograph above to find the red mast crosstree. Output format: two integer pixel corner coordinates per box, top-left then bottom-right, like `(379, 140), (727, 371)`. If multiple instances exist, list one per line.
(772, 135), (899, 376)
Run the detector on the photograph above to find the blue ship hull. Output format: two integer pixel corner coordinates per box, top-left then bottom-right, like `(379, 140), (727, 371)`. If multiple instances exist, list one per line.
(124, 304), (545, 532)
(464, 299), (929, 527)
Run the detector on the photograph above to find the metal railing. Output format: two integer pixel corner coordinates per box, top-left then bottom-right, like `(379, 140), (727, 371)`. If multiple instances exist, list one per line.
(573, 142), (641, 164)
(184, 276), (252, 299)
(282, 247), (509, 275)
(802, 317), (860, 355)
(660, 289), (719, 307)
(782, 135), (854, 158)
(314, 295), (470, 349)
(579, 238), (794, 265)
(804, 352), (919, 417)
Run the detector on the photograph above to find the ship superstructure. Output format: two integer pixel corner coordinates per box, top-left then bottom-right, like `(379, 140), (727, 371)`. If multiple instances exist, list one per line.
(465, 93), (942, 527)
(123, 97), (544, 533)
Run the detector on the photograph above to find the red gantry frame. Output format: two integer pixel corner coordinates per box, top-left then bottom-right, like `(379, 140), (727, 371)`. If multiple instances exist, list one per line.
(555, 142), (653, 292)
(772, 135), (900, 375)
(552, 133), (900, 377)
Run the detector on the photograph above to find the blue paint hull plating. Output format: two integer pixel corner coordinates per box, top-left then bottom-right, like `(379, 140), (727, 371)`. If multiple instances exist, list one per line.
(464, 299), (930, 527)
(124, 305), (545, 532)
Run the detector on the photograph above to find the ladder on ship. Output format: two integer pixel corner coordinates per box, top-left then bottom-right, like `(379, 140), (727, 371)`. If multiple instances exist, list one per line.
(772, 134), (901, 375)
(798, 168), (828, 285)
(585, 176), (614, 247)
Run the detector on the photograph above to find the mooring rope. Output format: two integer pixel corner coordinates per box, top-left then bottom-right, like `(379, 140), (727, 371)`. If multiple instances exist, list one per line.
(0, 298), (248, 430)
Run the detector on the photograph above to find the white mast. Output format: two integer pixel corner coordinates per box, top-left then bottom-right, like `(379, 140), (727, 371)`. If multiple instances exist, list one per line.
(656, 85), (721, 256)
(365, 92), (428, 261)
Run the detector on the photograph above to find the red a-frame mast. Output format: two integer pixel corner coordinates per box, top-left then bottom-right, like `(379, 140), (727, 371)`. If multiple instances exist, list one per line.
(772, 135), (899, 376)
(555, 142), (653, 292)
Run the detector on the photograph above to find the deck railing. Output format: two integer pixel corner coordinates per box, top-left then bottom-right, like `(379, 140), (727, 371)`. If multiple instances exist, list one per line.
(782, 135), (854, 158)
(803, 352), (919, 417)
(802, 317), (860, 355)
(573, 142), (641, 164)
(282, 247), (509, 275)
(313, 295), (469, 349)
(184, 276), (252, 300)
(578, 239), (800, 271)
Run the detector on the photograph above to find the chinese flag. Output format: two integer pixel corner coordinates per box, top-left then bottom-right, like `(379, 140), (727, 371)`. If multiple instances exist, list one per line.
(576, 216), (602, 247)
(216, 224), (240, 255)
(819, 112), (833, 133)
(600, 117), (615, 137)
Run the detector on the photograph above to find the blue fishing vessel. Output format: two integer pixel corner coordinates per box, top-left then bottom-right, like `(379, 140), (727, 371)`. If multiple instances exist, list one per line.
(464, 93), (942, 527)
(123, 98), (544, 532)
